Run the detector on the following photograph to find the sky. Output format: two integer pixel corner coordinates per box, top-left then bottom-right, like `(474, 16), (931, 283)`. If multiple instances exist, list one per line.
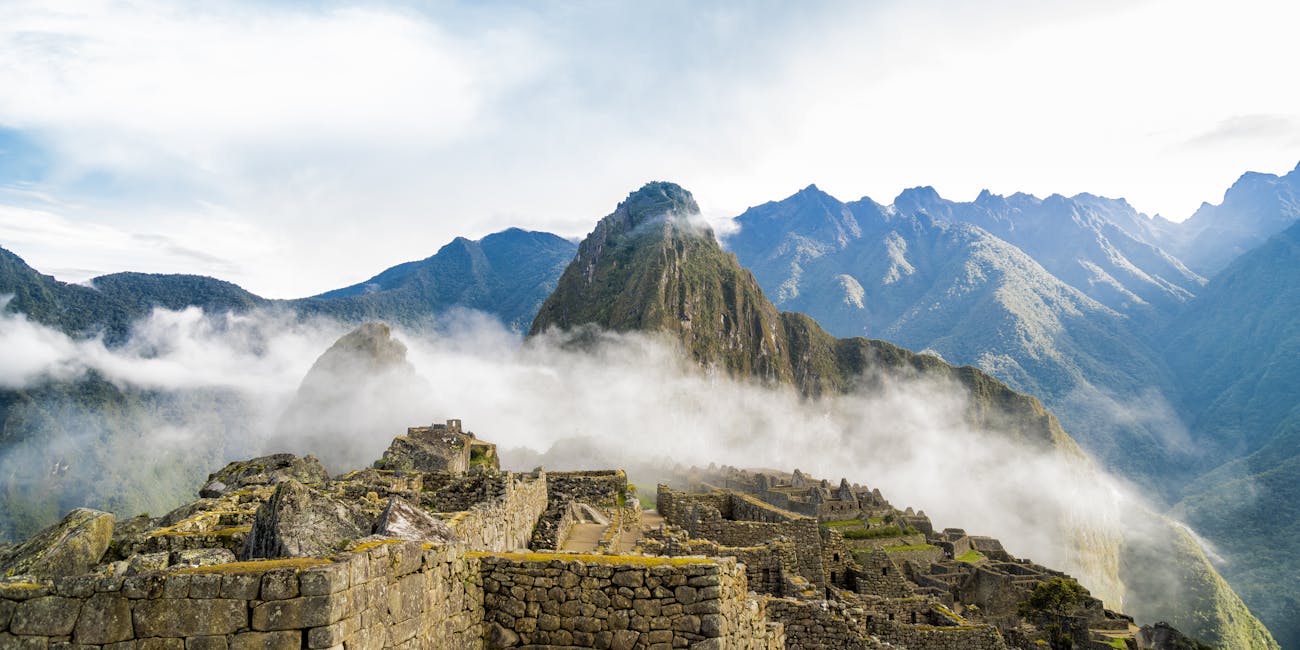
(0, 0), (1298, 297)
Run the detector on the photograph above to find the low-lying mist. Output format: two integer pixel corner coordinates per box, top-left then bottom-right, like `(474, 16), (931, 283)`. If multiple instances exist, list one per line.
(0, 302), (1162, 609)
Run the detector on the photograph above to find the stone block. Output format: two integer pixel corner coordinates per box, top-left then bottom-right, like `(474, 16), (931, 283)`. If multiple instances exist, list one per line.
(132, 598), (247, 636)
(188, 574), (224, 599)
(229, 630), (301, 650)
(260, 569), (298, 601)
(186, 637), (229, 650)
(161, 574), (190, 599)
(251, 593), (350, 631)
(611, 629), (638, 650)
(305, 613), (360, 648)
(54, 576), (96, 598)
(138, 640), (184, 650)
(121, 574), (165, 599)
(221, 574), (261, 601)
(73, 594), (133, 644)
(11, 596), (81, 636)
(298, 565), (348, 597)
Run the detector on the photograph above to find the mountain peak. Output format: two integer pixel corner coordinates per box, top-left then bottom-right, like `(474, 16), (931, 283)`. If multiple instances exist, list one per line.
(619, 181), (699, 219)
(895, 186), (942, 204)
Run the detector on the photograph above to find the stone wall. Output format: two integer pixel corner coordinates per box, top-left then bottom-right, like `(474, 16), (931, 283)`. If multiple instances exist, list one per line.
(639, 532), (797, 598)
(440, 471), (548, 552)
(867, 619), (1006, 650)
(547, 471), (629, 508)
(764, 597), (881, 649)
(657, 487), (825, 589)
(853, 550), (915, 599)
(0, 540), (483, 650)
(477, 553), (784, 649)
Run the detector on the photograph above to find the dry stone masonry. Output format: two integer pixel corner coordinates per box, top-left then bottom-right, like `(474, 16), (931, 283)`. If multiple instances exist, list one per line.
(0, 420), (1185, 649)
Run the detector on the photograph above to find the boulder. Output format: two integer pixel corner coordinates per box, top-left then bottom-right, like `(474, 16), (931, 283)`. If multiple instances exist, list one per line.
(0, 508), (114, 578)
(169, 548), (236, 568)
(200, 453), (329, 498)
(241, 479), (370, 560)
(1138, 622), (1201, 650)
(373, 496), (458, 544)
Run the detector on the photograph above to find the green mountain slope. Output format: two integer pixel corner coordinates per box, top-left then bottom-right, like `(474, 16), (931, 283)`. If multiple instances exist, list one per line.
(1166, 220), (1300, 648)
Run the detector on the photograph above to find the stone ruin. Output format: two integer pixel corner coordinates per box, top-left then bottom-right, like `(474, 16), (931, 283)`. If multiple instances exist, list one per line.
(0, 420), (1189, 649)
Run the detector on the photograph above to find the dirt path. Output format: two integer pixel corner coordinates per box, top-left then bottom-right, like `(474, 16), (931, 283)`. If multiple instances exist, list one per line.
(561, 523), (606, 552)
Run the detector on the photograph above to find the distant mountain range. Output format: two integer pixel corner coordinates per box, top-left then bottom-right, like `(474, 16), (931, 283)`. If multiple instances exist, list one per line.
(2, 164), (1299, 646)
(0, 227), (576, 342)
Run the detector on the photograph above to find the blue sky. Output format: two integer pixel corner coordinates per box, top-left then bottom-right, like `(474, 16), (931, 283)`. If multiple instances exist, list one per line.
(1, 0), (1298, 296)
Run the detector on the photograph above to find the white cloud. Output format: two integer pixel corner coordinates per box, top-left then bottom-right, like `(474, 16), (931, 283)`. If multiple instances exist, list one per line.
(0, 0), (1298, 295)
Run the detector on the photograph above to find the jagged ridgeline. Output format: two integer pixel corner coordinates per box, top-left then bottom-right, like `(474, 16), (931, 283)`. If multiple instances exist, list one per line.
(528, 181), (1278, 649)
(531, 181), (1075, 451)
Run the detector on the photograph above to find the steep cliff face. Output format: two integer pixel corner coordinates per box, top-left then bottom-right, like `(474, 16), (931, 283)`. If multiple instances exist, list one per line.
(531, 181), (792, 384)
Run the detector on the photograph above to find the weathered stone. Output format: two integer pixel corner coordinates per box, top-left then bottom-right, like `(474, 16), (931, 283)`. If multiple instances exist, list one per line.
(0, 632), (46, 649)
(124, 552), (170, 576)
(188, 573), (224, 599)
(260, 569), (298, 600)
(611, 629), (639, 650)
(73, 594), (132, 644)
(169, 548), (236, 568)
(251, 593), (351, 630)
(138, 639), (184, 650)
(298, 564), (349, 596)
(372, 497), (458, 545)
(229, 631), (300, 650)
(240, 479), (369, 560)
(221, 573), (262, 600)
(132, 598), (246, 636)
(186, 637), (228, 650)
(121, 573), (165, 599)
(201, 453), (329, 498)
(11, 595), (81, 636)
(54, 576), (96, 598)
(305, 613), (360, 648)
(161, 574), (190, 598)
(0, 509), (114, 579)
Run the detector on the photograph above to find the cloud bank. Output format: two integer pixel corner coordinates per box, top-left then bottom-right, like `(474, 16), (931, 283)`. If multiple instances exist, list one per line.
(0, 303), (1152, 609)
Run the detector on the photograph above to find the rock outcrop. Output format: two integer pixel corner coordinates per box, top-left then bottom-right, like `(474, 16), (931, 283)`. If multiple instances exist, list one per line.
(240, 479), (370, 560)
(372, 496), (458, 544)
(0, 508), (114, 579)
(199, 452), (330, 498)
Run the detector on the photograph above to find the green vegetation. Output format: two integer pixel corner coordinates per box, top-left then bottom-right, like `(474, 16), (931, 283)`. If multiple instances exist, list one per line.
(823, 519), (865, 529)
(630, 485), (656, 510)
(1017, 577), (1087, 650)
(841, 525), (919, 540)
(955, 549), (985, 564)
(884, 543), (936, 553)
